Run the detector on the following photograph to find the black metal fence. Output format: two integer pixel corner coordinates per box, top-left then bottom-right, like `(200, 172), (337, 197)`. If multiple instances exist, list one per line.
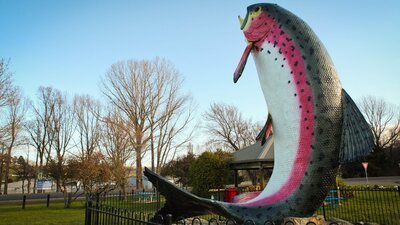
(319, 186), (400, 225)
(85, 187), (400, 225)
(85, 190), (164, 225)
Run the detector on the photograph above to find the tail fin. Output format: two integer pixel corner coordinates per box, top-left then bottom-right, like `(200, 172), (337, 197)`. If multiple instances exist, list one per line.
(144, 168), (228, 221)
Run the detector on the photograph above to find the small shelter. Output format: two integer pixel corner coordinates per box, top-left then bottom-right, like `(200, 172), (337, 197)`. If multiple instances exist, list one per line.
(229, 136), (274, 188)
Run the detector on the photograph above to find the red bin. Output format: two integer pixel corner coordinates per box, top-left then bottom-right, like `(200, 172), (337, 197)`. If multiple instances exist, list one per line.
(225, 188), (238, 202)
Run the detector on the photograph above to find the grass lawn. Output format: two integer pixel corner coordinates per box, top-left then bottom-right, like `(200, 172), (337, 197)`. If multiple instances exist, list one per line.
(316, 189), (400, 224)
(0, 199), (85, 225)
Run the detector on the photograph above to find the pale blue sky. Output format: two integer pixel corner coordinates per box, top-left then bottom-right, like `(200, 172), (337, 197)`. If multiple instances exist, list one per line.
(1, 0), (400, 126)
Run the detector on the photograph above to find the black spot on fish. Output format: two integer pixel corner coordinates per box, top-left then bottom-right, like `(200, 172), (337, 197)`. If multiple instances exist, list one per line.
(282, 42), (286, 47)
(290, 45), (295, 51)
(306, 81), (310, 85)
(302, 56), (306, 60)
(300, 44), (304, 49)
(323, 139), (331, 146)
(297, 81), (300, 84)
(260, 48), (264, 52)
(307, 65), (312, 71)
(283, 57), (286, 61)
(300, 72), (303, 75)
(305, 38), (310, 43)
(299, 105), (302, 108)
(290, 71), (293, 74)
(307, 96), (312, 101)
(286, 37), (292, 42)
(280, 31), (285, 35)
(311, 132), (314, 136)
(310, 160), (313, 165)
(306, 110), (310, 113)
(273, 41), (278, 47)
(292, 25), (297, 31)
(279, 48), (282, 54)
(267, 207), (272, 211)
(301, 89), (304, 92)
(310, 145), (315, 149)
(299, 184), (304, 190)
(294, 61), (298, 66)
(305, 171), (309, 176)
(267, 50), (271, 54)
(306, 126), (309, 130)
(281, 65), (284, 67)
(275, 58), (277, 61)
(310, 47), (315, 55)
(304, 118), (308, 121)
(288, 80), (291, 83)
(294, 93), (297, 96)
(286, 19), (291, 24)
(318, 127), (324, 134)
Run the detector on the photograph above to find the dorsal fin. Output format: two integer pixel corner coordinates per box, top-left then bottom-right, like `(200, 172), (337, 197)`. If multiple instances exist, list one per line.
(339, 89), (374, 163)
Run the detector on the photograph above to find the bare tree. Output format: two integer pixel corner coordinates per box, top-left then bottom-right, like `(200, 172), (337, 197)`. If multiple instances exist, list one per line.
(0, 58), (13, 194)
(147, 59), (195, 173)
(0, 87), (26, 194)
(73, 94), (102, 158)
(360, 96), (400, 151)
(0, 58), (12, 108)
(25, 87), (57, 193)
(203, 103), (262, 152)
(102, 58), (192, 188)
(100, 109), (132, 195)
(48, 90), (75, 198)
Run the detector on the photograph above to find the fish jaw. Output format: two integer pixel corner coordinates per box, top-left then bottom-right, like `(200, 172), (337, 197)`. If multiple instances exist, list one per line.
(234, 4), (275, 83)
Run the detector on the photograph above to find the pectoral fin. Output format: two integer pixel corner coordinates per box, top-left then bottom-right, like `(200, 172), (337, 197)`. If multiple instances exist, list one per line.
(339, 89), (374, 163)
(256, 114), (272, 145)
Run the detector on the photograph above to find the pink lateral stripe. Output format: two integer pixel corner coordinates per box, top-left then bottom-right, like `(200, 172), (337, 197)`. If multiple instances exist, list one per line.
(242, 12), (314, 206)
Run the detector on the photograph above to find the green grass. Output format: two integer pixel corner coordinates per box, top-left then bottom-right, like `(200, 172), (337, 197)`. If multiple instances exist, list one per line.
(0, 199), (86, 225)
(317, 189), (400, 224)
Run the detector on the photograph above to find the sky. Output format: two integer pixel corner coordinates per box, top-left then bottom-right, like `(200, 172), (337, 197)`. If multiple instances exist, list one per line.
(1, 0), (400, 152)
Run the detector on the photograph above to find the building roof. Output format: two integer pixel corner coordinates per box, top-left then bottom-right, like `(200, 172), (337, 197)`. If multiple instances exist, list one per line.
(230, 135), (274, 170)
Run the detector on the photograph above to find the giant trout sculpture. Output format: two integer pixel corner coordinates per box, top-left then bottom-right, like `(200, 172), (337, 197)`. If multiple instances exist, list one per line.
(144, 3), (374, 224)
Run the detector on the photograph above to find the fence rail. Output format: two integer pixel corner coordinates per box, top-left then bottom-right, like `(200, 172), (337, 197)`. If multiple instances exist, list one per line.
(85, 187), (400, 225)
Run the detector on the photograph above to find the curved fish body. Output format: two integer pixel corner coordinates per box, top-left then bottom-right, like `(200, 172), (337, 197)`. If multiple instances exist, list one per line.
(145, 3), (373, 224)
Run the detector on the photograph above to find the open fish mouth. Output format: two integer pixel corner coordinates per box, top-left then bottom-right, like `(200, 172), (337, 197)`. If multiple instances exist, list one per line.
(233, 5), (270, 83)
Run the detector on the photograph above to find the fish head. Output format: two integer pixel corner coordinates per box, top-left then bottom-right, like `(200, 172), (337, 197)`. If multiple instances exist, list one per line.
(240, 4), (275, 42)
(234, 4), (276, 83)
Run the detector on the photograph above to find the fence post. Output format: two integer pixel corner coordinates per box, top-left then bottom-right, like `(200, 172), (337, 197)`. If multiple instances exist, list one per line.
(85, 194), (92, 225)
(322, 201), (326, 220)
(46, 194), (50, 208)
(165, 214), (172, 225)
(22, 195), (26, 209)
(95, 193), (100, 225)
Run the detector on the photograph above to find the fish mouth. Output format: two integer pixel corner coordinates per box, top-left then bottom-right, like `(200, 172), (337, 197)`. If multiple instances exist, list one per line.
(234, 5), (270, 83)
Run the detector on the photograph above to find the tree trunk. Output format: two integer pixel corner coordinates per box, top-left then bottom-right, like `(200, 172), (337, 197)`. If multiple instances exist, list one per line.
(22, 180), (25, 194)
(33, 153), (39, 194)
(3, 153), (11, 195)
(0, 159), (3, 195)
(27, 178), (31, 194)
(136, 152), (143, 190)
